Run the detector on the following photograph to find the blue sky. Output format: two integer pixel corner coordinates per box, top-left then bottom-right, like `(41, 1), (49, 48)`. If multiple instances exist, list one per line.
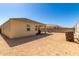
(0, 3), (79, 27)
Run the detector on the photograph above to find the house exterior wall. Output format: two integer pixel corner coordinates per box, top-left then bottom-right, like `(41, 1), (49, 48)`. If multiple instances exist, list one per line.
(10, 20), (46, 39)
(9, 20), (38, 38)
(1, 18), (46, 39)
(1, 20), (12, 38)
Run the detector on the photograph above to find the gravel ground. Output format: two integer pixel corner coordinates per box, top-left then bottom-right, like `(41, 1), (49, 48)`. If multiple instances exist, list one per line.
(0, 32), (79, 56)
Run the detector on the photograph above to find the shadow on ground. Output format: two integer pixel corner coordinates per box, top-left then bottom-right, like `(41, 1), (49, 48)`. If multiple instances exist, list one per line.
(0, 33), (52, 47)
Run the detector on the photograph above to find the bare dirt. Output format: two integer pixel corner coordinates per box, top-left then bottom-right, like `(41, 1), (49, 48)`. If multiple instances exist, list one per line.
(0, 32), (79, 56)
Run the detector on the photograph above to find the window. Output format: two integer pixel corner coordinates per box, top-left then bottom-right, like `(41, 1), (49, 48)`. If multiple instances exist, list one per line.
(27, 24), (30, 31)
(35, 25), (38, 31)
(38, 25), (41, 30)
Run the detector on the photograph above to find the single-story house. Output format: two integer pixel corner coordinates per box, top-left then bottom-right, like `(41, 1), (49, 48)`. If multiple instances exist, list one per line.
(1, 18), (47, 39)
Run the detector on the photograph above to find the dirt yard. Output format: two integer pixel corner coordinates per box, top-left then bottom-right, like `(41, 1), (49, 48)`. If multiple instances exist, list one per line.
(0, 32), (79, 56)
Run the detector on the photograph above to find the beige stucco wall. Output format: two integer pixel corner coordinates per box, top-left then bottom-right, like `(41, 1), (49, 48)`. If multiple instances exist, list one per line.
(1, 19), (46, 39)
(9, 20), (37, 38)
(10, 20), (46, 39)
(1, 20), (12, 38)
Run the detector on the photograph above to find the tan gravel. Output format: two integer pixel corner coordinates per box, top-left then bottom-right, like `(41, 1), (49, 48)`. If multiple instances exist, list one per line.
(0, 32), (79, 56)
